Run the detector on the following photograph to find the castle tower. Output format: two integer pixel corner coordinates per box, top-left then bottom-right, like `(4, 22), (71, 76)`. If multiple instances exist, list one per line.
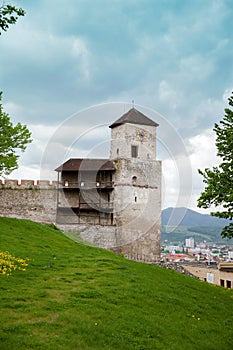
(109, 108), (161, 262)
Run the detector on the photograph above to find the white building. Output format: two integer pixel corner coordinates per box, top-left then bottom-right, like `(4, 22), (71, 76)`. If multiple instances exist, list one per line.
(185, 237), (195, 249)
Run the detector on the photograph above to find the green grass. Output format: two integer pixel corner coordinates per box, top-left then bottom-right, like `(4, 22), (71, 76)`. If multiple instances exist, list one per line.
(1, 217), (233, 350)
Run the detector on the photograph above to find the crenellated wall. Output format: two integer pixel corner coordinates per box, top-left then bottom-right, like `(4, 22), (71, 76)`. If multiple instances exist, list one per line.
(0, 179), (57, 189)
(0, 179), (57, 223)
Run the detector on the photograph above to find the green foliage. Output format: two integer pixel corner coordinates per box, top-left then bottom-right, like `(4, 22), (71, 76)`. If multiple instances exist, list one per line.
(187, 226), (224, 238)
(162, 225), (230, 243)
(0, 3), (25, 34)
(0, 3), (29, 176)
(0, 217), (233, 349)
(198, 92), (233, 238)
(0, 92), (32, 176)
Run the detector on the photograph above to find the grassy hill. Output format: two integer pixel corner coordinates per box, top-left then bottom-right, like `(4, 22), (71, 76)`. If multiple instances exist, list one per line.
(1, 217), (233, 350)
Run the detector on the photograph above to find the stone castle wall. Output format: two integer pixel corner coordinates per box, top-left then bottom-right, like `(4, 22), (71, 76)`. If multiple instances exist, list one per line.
(0, 179), (57, 189)
(0, 178), (161, 263)
(0, 179), (117, 251)
(0, 179), (57, 223)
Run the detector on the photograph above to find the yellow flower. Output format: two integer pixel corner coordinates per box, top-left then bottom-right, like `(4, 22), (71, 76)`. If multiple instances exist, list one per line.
(0, 250), (30, 276)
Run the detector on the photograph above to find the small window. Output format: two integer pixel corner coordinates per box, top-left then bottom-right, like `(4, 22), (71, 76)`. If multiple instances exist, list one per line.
(134, 196), (137, 203)
(220, 279), (225, 287)
(117, 148), (119, 156)
(131, 145), (138, 158)
(226, 280), (232, 288)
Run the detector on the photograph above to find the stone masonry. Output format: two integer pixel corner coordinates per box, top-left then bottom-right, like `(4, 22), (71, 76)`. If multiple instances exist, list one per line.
(0, 180), (57, 223)
(109, 110), (161, 262)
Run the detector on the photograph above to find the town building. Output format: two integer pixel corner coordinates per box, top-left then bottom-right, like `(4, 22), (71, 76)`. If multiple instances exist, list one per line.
(185, 237), (195, 249)
(182, 262), (233, 289)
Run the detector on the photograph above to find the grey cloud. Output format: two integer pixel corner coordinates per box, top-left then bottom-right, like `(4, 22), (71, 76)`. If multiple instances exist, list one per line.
(0, 0), (232, 136)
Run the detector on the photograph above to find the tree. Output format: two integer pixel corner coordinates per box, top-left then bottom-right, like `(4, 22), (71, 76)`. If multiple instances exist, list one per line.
(0, 3), (31, 177)
(198, 92), (233, 238)
(0, 92), (32, 176)
(0, 3), (25, 34)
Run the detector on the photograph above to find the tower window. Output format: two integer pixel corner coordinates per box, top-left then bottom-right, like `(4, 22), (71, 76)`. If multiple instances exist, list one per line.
(134, 196), (137, 203)
(131, 145), (138, 158)
(117, 148), (119, 156)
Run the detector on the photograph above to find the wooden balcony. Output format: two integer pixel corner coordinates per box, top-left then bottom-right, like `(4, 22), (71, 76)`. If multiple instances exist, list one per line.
(57, 201), (114, 213)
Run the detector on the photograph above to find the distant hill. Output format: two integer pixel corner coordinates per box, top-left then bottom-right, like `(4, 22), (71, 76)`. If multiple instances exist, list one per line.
(162, 207), (229, 227)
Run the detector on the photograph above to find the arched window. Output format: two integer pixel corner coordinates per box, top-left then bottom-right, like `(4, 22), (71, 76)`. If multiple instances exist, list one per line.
(132, 176), (137, 184)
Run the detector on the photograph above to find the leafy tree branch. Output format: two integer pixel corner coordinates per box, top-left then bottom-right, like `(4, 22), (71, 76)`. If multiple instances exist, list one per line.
(0, 2), (25, 34)
(198, 92), (233, 238)
(0, 92), (32, 176)
(0, 3), (31, 177)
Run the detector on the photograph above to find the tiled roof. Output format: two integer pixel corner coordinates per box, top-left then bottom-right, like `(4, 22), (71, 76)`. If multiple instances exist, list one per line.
(55, 158), (115, 172)
(109, 107), (159, 129)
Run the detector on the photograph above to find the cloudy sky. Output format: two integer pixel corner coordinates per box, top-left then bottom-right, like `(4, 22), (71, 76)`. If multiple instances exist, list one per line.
(0, 0), (233, 212)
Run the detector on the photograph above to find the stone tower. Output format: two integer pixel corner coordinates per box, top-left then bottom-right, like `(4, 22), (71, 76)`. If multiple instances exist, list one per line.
(110, 108), (161, 262)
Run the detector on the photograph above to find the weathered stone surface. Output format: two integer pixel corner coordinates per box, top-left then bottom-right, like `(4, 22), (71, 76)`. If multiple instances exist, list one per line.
(57, 224), (117, 249)
(0, 188), (57, 223)
(110, 123), (157, 160)
(153, 262), (198, 278)
(110, 119), (161, 262)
